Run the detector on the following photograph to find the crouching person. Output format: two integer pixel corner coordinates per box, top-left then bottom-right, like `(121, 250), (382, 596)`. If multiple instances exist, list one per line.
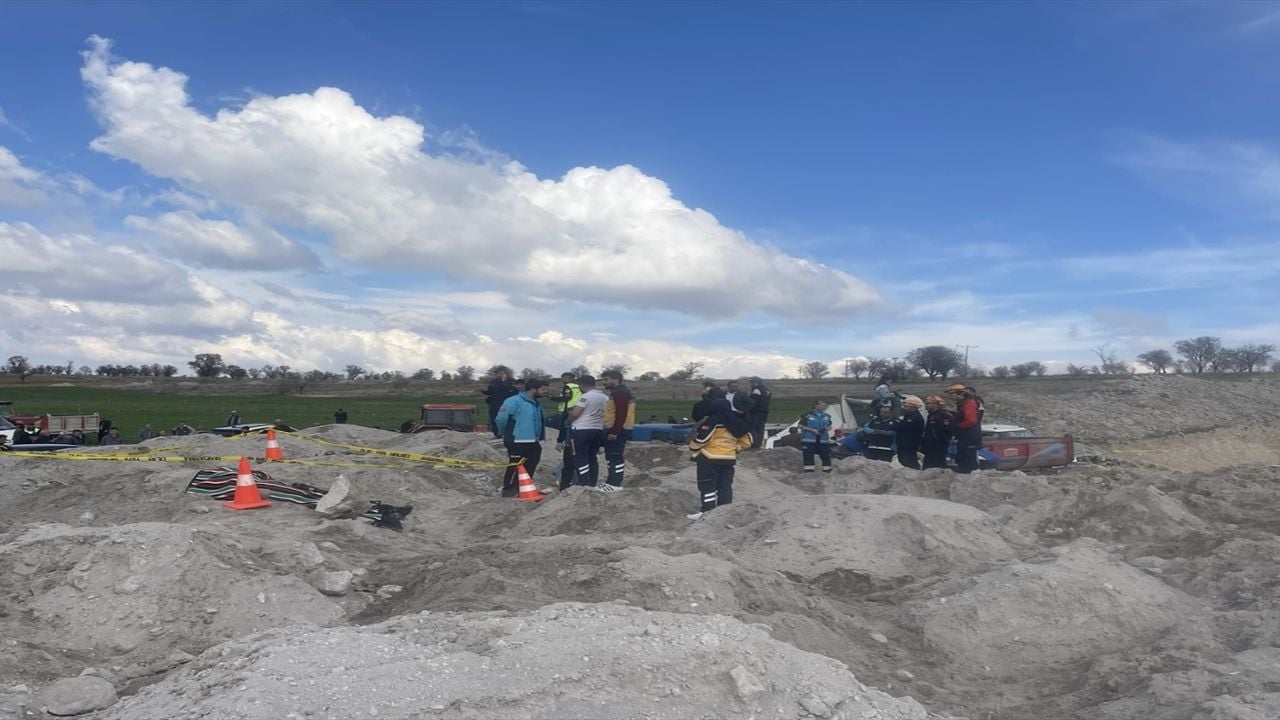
(687, 391), (752, 520)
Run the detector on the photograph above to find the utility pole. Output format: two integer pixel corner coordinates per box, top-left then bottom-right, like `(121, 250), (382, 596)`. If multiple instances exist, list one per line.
(955, 345), (978, 376)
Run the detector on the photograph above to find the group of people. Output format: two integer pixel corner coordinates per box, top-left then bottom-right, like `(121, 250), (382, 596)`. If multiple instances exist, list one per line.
(492, 370), (636, 497)
(785, 379), (985, 473)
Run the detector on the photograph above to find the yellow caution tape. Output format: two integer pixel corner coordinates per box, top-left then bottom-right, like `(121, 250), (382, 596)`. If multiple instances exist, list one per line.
(1, 451), (420, 470)
(275, 430), (514, 469)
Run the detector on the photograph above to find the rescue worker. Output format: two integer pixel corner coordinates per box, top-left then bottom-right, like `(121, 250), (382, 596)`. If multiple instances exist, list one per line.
(895, 397), (925, 469)
(859, 403), (898, 462)
(920, 395), (955, 469)
(482, 369), (516, 439)
(948, 383), (982, 473)
(686, 389), (752, 520)
(747, 376), (772, 449)
(798, 400), (834, 472)
(495, 378), (549, 497)
(554, 372), (583, 490)
(599, 370), (636, 493)
(566, 375), (608, 487)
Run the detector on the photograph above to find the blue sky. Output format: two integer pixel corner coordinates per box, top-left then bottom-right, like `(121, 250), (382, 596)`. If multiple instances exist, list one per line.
(2, 1), (1278, 378)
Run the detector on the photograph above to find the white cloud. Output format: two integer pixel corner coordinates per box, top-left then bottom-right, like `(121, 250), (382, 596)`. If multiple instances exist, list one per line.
(1061, 241), (1280, 288)
(125, 210), (321, 270)
(0, 146), (47, 207)
(0, 106), (32, 142)
(1113, 135), (1280, 218)
(78, 36), (881, 321)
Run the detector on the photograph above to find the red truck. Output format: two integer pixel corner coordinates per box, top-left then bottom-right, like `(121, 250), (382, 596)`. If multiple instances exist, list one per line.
(0, 401), (100, 437)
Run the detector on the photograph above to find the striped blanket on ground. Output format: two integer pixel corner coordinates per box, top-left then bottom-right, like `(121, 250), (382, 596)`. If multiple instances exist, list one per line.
(185, 466), (412, 531)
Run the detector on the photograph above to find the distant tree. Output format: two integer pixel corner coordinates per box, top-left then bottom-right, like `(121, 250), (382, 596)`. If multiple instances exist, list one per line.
(843, 358), (869, 379)
(568, 364), (591, 378)
(1136, 349), (1174, 374)
(1010, 362), (1046, 378)
(520, 367), (552, 381)
(907, 345), (964, 380)
(486, 364), (513, 377)
(666, 361), (704, 381)
(345, 364), (365, 381)
(6, 355), (30, 382)
(1174, 336), (1220, 374)
(891, 358), (921, 380)
(188, 353), (225, 378)
(439, 371), (453, 381)
(966, 365), (989, 378)
(867, 357), (891, 379)
(1093, 344), (1130, 375)
(799, 361), (830, 379)
(411, 368), (435, 381)
(77, 365), (92, 376)
(638, 371), (662, 382)
(1229, 343), (1276, 373)
(600, 363), (631, 378)
(246, 368), (262, 379)
(454, 365), (476, 382)
(226, 365), (248, 380)
(991, 365), (1011, 379)
(1065, 363), (1090, 376)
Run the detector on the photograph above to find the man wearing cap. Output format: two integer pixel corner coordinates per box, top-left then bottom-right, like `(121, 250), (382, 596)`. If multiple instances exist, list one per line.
(947, 384), (982, 473)
(747, 376), (772, 449)
(566, 375), (608, 487)
(895, 397), (925, 469)
(496, 378), (549, 497)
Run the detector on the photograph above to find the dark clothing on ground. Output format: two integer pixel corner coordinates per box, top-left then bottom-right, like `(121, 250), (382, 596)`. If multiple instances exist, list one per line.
(922, 408), (955, 469)
(334, 410), (348, 424)
(895, 410), (924, 469)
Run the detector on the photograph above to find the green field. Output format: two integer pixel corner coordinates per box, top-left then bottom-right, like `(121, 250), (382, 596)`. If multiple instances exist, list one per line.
(0, 384), (824, 444)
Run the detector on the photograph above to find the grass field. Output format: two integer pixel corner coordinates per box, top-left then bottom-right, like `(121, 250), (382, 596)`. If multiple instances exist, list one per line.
(0, 383), (825, 444)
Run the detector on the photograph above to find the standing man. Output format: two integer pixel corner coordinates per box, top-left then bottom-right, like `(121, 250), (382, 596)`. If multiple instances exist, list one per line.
(495, 379), (549, 497)
(859, 404), (898, 462)
(482, 368), (516, 439)
(691, 380), (718, 421)
(97, 417), (112, 444)
(686, 390), (752, 520)
(747, 376), (772, 449)
(948, 383), (982, 473)
(895, 397), (925, 469)
(566, 375), (608, 487)
(798, 400), (834, 473)
(138, 424), (159, 441)
(725, 380), (753, 417)
(334, 408), (348, 424)
(226, 410), (241, 427)
(599, 370), (636, 493)
(921, 394), (955, 469)
(172, 421), (193, 436)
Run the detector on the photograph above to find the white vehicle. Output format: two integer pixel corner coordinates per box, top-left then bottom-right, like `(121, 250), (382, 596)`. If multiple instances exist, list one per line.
(0, 414), (17, 445)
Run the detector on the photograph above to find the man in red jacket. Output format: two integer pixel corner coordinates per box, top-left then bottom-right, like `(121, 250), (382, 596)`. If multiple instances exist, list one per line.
(947, 383), (982, 473)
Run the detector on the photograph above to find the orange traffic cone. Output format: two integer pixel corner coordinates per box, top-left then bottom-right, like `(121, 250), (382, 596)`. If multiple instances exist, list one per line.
(514, 464), (545, 502)
(264, 428), (285, 462)
(224, 457), (272, 510)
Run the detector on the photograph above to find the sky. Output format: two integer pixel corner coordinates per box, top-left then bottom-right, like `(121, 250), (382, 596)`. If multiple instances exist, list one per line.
(2, 1), (1279, 379)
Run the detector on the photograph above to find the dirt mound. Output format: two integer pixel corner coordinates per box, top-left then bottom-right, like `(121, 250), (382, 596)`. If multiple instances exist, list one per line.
(97, 602), (930, 720)
(0, 522), (344, 685)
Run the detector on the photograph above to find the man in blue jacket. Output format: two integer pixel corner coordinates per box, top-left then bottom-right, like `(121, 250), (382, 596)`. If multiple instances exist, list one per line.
(799, 400), (834, 472)
(496, 378), (549, 497)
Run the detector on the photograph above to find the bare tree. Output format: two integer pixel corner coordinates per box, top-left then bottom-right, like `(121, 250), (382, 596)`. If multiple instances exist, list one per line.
(638, 371), (662, 382)
(344, 364), (365, 380)
(520, 367), (552, 380)
(599, 363), (631, 378)
(991, 365), (1011, 379)
(486, 364), (513, 377)
(1093, 344), (1130, 375)
(411, 368), (435, 381)
(6, 355), (31, 382)
(843, 358), (869, 379)
(798, 361), (830, 379)
(454, 365), (476, 382)
(1174, 336), (1220, 374)
(667, 361), (704, 381)
(1065, 363), (1090, 376)
(1229, 343), (1276, 373)
(1136, 349), (1174, 374)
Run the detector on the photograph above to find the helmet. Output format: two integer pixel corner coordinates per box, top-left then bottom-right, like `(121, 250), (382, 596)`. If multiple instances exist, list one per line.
(946, 383), (967, 394)
(925, 394), (946, 406)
